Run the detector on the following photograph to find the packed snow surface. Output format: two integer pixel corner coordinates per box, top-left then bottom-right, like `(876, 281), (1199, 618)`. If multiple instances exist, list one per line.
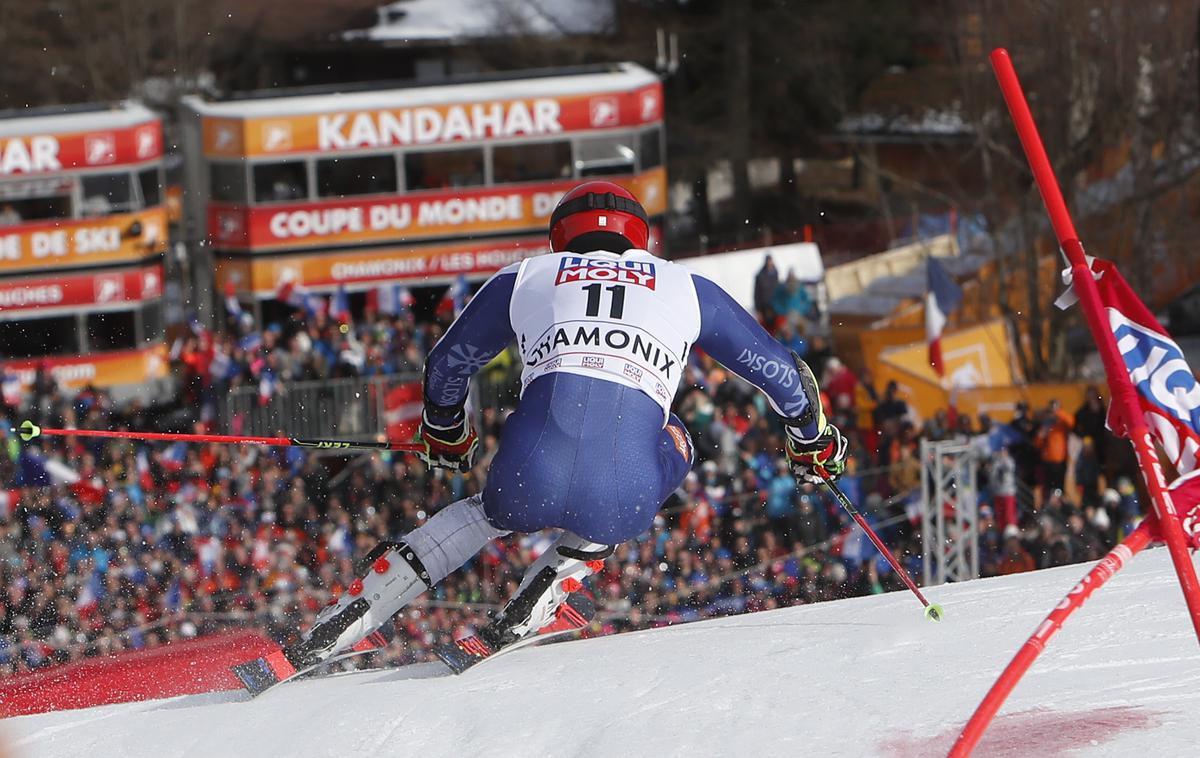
(7, 547), (1200, 757)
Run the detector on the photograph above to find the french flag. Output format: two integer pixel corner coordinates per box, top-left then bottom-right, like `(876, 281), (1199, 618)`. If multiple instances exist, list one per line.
(224, 281), (244, 321)
(136, 449), (154, 490)
(448, 274), (469, 317)
(238, 331), (263, 353)
(331, 284), (351, 325)
(277, 276), (325, 318)
(925, 257), (963, 377)
(259, 369), (277, 406)
(373, 284), (414, 315)
(160, 442), (187, 472)
(2, 370), (22, 407)
(276, 276), (304, 309)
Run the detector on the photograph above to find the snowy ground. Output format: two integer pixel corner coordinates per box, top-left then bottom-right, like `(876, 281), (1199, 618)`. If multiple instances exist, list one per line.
(6, 546), (1200, 758)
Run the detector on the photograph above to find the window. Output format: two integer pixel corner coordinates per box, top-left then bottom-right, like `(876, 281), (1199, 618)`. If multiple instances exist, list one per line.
(141, 301), (164, 344)
(575, 134), (636, 177)
(404, 148), (484, 191)
(0, 315), (78, 357)
(85, 310), (137, 352)
(0, 178), (73, 223)
(138, 167), (163, 207)
(639, 128), (663, 171)
(316, 154), (398, 198)
(492, 141), (572, 184)
(252, 161), (308, 203)
(80, 172), (135, 216)
(0, 196), (71, 224)
(210, 163), (247, 203)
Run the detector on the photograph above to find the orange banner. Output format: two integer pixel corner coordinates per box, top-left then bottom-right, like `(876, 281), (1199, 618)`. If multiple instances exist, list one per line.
(879, 320), (1017, 388)
(216, 235), (552, 293)
(202, 84), (662, 158)
(4, 344), (168, 390)
(0, 207), (168, 273)
(209, 169), (666, 251)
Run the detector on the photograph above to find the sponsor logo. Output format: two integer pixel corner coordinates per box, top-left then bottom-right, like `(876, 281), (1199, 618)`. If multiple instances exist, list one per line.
(623, 363), (643, 381)
(544, 357), (562, 372)
(737, 348), (807, 416)
(135, 125), (159, 159)
(736, 348), (798, 386)
(261, 122), (293, 152)
(524, 324), (676, 380)
(654, 382), (669, 401)
(84, 133), (116, 165)
(428, 366), (465, 406)
(295, 440), (352, 449)
(665, 424), (692, 462)
(218, 211), (244, 239)
(213, 124), (237, 151)
(582, 356), (605, 369)
(554, 257), (656, 288)
(1112, 312), (1200, 431)
(446, 343), (493, 373)
(142, 270), (161, 298)
(589, 96), (619, 127)
(640, 90), (660, 121)
(94, 274), (124, 303)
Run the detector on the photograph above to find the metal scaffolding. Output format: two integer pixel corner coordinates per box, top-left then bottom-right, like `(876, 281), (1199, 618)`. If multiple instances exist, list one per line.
(920, 438), (980, 585)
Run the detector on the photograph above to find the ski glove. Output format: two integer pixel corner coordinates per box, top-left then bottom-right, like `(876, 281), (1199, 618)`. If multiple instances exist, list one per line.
(786, 424), (849, 485)
(416, 410), (479, 472)
(781, 353), (848, 484)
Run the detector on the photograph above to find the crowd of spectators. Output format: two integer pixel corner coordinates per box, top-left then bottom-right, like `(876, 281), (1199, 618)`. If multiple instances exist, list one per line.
(0, 274), (1147, 677)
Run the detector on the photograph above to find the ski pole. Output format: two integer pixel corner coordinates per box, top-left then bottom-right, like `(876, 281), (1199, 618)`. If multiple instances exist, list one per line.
(13, 420), (425, 453)
(818, 470), (944, 621)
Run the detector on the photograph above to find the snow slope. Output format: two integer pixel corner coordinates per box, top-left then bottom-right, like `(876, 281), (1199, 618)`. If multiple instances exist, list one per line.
(7, 546), (1200, 758)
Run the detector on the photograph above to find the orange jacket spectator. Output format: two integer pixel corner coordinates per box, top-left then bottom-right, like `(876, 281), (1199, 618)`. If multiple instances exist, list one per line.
(997, 537), (1036, 575)
(1036, 408), (1075, 464)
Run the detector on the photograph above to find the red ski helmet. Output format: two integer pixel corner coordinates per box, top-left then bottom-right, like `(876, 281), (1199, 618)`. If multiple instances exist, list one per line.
(548, 181), (650, 253)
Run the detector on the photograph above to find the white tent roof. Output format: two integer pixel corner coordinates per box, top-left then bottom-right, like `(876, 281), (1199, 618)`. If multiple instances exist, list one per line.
(186, 63), (656, 120)
(347, 0), (614, 43)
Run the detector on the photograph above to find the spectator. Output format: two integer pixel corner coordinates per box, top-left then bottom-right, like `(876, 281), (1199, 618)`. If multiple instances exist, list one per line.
(0, 203), (21, 225)
(0, 278), (1144, 677)
(771, 270), (814, 322)
(775, 320), (808, 358)
(996, 526), (1036, 575)
(992, 447), (1018, 529)
(753, 255), (779, 321)
(872, 380), (909, 428)
(1035, 399), (1075, 494)
(1074, 436), (1103, 507)
(1074, 386), (1107, 462)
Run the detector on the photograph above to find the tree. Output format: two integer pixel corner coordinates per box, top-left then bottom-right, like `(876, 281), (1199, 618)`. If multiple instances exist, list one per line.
(937, 0), (1200, 380)
(0, 0), (379, 109)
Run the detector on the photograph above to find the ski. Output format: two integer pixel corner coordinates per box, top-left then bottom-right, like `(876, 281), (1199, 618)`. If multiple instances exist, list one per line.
(231, 626), (393, 697)
(434, 594), (595, 675)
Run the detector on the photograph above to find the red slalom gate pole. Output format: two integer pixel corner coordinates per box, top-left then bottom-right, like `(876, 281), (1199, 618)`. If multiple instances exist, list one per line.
(944, 48), (1200, 758)
(989, 47), (1200, 634)
(948, 520), (1154, 756)
(15, 420), (424, 454)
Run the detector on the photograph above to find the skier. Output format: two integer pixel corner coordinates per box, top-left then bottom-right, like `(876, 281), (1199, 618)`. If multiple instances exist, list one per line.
(283, 180), (848, 669)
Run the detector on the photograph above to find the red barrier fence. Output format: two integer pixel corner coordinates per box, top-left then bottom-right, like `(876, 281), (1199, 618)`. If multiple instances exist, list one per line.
(0, 630), (276, 717)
